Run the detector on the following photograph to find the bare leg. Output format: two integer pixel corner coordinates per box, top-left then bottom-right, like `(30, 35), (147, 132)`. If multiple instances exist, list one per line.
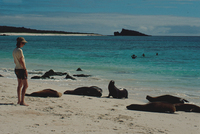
(17, 79), (23, 104)
(20, 79), (29, 106)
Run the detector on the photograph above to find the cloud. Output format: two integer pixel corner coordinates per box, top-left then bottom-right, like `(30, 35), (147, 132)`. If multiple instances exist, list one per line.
(162, 25), (200, 35)
(1, 13), (200, 35)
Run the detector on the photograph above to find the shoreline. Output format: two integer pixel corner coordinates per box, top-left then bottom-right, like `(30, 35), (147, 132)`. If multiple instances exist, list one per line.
(0, 33), (103, 36)
(1, 67), (200, 106)
(0, 77), (200, 133)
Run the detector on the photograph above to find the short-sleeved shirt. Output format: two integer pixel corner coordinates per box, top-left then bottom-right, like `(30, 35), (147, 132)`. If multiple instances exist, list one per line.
(13, 48), (26, 69)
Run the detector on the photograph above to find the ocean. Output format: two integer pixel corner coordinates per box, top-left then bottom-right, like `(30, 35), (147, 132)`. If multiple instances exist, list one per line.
(0, 35), (200, 104)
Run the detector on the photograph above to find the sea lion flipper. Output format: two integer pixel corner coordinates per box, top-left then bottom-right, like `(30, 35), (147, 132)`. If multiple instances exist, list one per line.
(183, 99), (189, 103)
(25, 93), (31, 96)
(107, 93), (111, 98)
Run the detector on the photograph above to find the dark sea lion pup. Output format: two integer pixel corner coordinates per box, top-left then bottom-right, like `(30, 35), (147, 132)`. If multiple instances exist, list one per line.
(25, 89), (62, 97)
(108, 80), (128, 99)
(126, 102), (176, 113)
(146, 95), (189, 104)
(64, 86), (102, 97)
(175, 103), (200, 113)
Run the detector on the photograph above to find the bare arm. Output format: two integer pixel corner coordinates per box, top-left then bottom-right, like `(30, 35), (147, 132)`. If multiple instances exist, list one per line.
(19, 56), (28, 77)
(19, 57), (26, 70)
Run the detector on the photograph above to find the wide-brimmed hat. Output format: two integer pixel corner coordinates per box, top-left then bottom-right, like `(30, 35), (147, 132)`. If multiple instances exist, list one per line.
(16, 37), (27, 43)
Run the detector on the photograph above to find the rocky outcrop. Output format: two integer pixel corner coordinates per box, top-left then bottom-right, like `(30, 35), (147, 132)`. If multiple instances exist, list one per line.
(31, 69), (67, 79)
(0, 26), (97, 35)
(76, 68), (82, 71)
(114, 29), (149, 36)
(65, 74), (76, 80)
(73, 74), (92, 77)
(31, 69), (92, 79)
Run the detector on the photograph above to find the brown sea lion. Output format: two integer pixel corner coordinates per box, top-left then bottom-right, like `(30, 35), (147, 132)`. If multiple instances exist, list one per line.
(175, 103), (200, 113)
(146, 95), (189, 104)
(126, 102), (176, 113)
(64, 86), (102, 97)
(25, 89), (62, 97)
(108, 80), (128, 99)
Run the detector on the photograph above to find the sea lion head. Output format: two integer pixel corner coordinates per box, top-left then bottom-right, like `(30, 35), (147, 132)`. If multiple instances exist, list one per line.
(64, 90), (74, 94)
(108, 80), (115, 90)
(146, 95), (153, 102)
(110, 80), (115, 85)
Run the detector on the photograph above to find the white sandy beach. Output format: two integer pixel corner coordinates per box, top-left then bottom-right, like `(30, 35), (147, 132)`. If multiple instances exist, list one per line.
(0, 77), (199, 134)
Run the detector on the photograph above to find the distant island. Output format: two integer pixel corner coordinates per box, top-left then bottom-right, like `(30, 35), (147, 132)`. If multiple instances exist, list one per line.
(114, 28), (150, 36)
(0, 26), (102, 36)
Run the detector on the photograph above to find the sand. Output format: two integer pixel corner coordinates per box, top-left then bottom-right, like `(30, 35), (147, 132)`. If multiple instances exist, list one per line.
(0, 77), (199, 134)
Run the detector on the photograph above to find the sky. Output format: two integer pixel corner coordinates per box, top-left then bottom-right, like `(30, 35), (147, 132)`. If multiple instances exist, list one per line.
(1, 0), (200, 36)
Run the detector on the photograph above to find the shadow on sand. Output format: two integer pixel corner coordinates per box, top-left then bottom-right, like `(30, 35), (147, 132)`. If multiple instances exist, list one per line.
(0, 103), (15, 105)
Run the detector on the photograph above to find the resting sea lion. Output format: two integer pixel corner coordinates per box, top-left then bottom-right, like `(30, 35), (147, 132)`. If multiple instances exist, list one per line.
(108, 80), (128, 99)
(126, 102), (176, 113)
(25, 89), (62, 97)
(64, 86), (102, 97)
(175, 103), (200, 113)
(146, 95), (189, 104)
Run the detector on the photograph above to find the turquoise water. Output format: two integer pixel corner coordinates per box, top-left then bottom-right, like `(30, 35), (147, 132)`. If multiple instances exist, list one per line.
(0, 36), (200, 104)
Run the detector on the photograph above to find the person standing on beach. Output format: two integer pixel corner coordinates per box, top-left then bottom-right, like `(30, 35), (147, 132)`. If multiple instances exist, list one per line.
(13, 37), (29, 106)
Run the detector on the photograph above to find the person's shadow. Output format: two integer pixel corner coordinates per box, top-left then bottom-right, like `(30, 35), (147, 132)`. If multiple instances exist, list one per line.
(0, 103), (15, 105)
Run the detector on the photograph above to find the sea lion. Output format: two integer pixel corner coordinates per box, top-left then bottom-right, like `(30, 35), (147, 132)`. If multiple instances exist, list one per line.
(126, 102), (176, 113)
(175, 103), (200, 113)
(108, 80), (128, 99)
(146, 95), (189, 104)
(25, 89), (62, 97)
(64, 86), (102, 97)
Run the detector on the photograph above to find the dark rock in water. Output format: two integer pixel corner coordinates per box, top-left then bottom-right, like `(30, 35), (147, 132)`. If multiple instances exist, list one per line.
(42, 69), (67, 78)
(31, 69), (67, 79)
(31, 76), (54, 79)
(25, 89), (62, 97)
(0, 74), (3, 77)
(76, 68), (82, 71)
(73, 74), (92, 77)
(64, 86), (102, 97)
(31, 76), (44, 79)
(65, 74), (76, 80)
(114, 28), (150, 36)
